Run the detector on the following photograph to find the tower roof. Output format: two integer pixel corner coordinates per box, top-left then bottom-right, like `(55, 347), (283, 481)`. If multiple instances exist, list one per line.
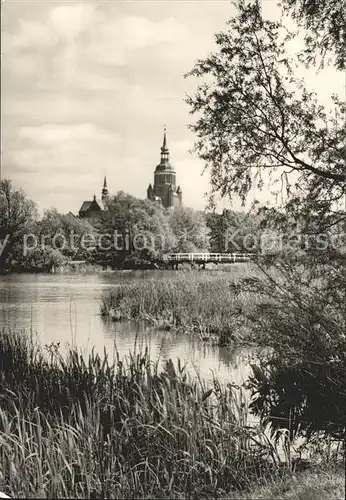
(102, 175), (109, 199)
(156, 126), (175, 172)
(161, 126), (168, 154)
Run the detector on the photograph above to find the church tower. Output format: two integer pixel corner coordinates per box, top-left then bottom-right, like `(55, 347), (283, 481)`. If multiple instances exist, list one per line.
(147, 127), (182, 209)
(101, 175), (109, 203)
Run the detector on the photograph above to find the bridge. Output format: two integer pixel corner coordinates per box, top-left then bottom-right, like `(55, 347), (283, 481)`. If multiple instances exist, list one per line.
(166, 252), (255, 268)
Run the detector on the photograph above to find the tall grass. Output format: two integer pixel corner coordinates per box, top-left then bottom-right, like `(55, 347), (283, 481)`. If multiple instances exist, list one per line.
(0, 329), (292, 499)
(100, 269), (263, 345)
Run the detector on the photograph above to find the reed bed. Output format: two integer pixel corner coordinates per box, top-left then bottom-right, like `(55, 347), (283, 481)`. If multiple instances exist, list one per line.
(0, 329), (290, 499)
(100, 268), (263, 345)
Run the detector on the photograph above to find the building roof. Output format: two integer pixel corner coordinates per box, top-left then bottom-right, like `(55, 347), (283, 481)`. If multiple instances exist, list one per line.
(79, 197), (104, 213)
(79, 201), (93, 212)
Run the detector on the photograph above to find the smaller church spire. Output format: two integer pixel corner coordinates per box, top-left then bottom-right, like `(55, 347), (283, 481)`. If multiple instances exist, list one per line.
(102, 175), (109, 202)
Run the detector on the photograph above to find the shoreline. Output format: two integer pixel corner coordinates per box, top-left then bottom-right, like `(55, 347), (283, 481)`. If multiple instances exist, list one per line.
(1, 330), (343, 499)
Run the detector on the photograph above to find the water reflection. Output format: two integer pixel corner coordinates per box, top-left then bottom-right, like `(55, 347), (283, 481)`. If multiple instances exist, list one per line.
(0, 272), (255, 384)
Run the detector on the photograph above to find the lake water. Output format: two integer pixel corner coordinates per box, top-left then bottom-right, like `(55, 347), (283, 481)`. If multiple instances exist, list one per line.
(0, 272), (256, 386)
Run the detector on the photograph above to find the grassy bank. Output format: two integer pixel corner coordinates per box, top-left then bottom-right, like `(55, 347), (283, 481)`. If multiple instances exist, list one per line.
(100, 267), (263, 345)
(233, 468), (345, 499)
(2, 330), (342, 499)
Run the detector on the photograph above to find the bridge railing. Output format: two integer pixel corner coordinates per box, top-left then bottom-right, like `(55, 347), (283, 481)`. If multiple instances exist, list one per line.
(166, 252), (256, 262)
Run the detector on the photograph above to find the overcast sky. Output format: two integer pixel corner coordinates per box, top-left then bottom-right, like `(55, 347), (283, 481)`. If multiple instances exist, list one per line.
(2, 0), (345, 214)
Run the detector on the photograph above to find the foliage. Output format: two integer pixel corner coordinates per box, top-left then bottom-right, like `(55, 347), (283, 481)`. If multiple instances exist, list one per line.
(233, 258), (346, 441)
(186, 0), (345, 219)
(281, 0), (346, 70)
(168, 206), (209, 252)
(0, 330), (286, 499)
(0, 180), (38, 272)
(19, 247), (67, 273)
(231, 468), (346, 500)
(1, 180), (265, 272)
(35, 208), (97, 261)
(186, 0), (346, 447)
(95, 191), (177, 268)
(101, 268), (261, 344)
(206, 209), (263, 252)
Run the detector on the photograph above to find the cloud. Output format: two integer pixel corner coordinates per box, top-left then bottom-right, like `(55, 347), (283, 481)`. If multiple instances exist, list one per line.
(106, 15), (185, 49)
(170, 139), (194, 156)
(8, 4), (96, 49)
(49, 4), (96, 40)
(4, 6), (187, 70)
(86, 16), (187, 66)
(0, 1), (234, 213)
(3, 4), (189, 95)
(11, 19), (57, 49)
(4, 0), (344, 216)
(5, 123), (121, 188)
(19, 123), (115, 146)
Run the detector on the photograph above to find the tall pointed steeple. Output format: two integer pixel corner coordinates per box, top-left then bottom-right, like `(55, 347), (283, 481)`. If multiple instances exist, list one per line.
(162, 126), (168, 149)
(102, 175), (109, 202)
(146, 127), (182, 209)
(160, 126), (170, 164)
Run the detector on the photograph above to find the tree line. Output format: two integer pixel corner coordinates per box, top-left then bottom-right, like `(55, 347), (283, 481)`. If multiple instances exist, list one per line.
(0, 180), (268, 272)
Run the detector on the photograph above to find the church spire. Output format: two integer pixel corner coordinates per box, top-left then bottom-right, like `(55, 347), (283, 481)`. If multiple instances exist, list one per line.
(160, 126), (169, 163)
(162, 126), (167, 150)
(102, 175), (109, 202)
(147, 128), (182, 208)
